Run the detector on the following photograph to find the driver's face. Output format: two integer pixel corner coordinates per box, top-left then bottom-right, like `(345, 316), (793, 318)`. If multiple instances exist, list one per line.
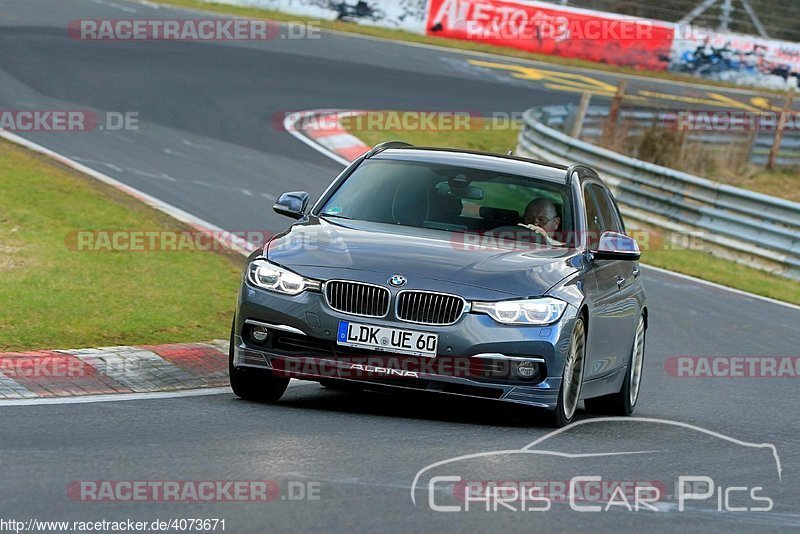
(523, 205), (560, 234)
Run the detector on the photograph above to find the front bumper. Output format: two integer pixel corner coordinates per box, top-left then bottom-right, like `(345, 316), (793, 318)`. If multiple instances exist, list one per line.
(233, 284), (579, 410)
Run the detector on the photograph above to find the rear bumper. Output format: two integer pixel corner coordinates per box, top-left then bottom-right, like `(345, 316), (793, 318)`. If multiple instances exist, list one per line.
(233, 284), (580, 410)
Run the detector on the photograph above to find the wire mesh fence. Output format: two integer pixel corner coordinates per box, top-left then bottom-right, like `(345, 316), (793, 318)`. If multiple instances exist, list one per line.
(547, 0), (800, 42)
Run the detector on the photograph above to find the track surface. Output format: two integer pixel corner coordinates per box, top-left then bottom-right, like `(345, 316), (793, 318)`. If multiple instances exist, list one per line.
(1, 1), (799, 531)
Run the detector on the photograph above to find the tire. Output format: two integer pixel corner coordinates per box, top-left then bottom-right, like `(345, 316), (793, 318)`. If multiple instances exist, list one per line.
(319, 379), (361, 392)
(229, 321), (289, 402)
(543, 317), (587, 428)
(585, 315), (646, 416)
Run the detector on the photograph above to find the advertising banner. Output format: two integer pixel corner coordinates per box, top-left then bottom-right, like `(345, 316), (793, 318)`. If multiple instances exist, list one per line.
(425, 0), (674, 71)
(667, 26), (800, 89)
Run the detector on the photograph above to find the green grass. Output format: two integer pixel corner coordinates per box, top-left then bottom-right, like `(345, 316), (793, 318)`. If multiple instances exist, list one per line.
(0, 141), (243, 351)
(341, 122), (800, 306)
(727, 167), (800, 203)
(644, 250), (800, 304)
(635, 228), (800, 305)
(148, 0), (783, 93)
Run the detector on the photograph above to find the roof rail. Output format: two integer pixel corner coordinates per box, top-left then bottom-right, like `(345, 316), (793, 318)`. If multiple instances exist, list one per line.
(364, 141), (414, 159)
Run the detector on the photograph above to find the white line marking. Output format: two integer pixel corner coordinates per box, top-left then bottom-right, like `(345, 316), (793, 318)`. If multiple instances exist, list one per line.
(642, 264), (800, 312)
(0, 379), (317, 407)
(182, 139), (211, 149)
(131, 168), (160, 178)
(163, 147), (186, 157)
(0, 130), (255, 256)
(0, 387), (231, 406)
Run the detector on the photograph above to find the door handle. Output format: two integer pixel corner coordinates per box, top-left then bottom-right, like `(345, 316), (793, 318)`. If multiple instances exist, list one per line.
(632, 268), (641, 278)
(616, 275), (625, 288)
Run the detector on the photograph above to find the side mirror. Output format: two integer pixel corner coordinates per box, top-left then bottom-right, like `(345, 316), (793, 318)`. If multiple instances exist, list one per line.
(273, 191), (309, 220)
(593, 231), (641, 261)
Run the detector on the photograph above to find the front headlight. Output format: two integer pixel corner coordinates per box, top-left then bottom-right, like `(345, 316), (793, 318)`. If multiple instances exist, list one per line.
(472, 298), (567, 325)
(247, 259), (320, 295)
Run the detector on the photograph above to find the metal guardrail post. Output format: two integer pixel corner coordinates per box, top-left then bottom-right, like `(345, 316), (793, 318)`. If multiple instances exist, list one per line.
(569, 93), (591, 138)
(767, 88), (796, 170)
(602, 81), (627, 141)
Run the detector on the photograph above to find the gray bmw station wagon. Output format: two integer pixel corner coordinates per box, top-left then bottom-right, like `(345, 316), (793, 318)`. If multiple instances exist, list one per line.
(230, 142), (647, 427)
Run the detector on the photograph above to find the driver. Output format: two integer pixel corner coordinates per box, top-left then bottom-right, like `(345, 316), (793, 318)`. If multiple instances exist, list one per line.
(518, 198), (564, 246)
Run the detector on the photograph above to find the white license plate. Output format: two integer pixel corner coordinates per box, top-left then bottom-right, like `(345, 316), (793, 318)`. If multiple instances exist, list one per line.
(337, 321), (438, 357)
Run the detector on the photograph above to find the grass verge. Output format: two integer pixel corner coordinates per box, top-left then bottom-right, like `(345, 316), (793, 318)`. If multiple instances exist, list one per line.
(0, 140), (243, 351)
(340, 118), (800, 306)
(725, 167), (800, 203)
(148, 0), (780, 93)
(614, 128), (800, 203)
(635, 225), (800, 305)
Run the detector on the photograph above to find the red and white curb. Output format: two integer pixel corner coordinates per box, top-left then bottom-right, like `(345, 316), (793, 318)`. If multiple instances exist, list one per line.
(283, 109), (368, 166)
(0, 342), (229, 400)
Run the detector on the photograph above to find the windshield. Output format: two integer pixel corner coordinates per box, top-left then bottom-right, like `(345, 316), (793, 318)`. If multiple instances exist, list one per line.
(318, 159), (574, 246)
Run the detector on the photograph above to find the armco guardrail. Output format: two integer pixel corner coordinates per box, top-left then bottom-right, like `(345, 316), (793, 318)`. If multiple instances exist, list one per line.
(575, 108), (800, 167)
(517, 105), (800, 280)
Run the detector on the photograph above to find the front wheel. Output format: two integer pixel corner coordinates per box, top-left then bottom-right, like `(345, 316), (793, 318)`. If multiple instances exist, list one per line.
(229, 323), (289, 402)
(544, 317), (586, 428)
(585, 314), (646, 416)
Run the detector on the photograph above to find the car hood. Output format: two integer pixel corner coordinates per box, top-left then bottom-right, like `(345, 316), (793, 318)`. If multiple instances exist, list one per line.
(266, 217), (583, 297)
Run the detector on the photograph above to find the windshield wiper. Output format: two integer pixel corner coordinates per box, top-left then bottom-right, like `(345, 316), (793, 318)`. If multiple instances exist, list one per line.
(320, 213), (353, 220)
